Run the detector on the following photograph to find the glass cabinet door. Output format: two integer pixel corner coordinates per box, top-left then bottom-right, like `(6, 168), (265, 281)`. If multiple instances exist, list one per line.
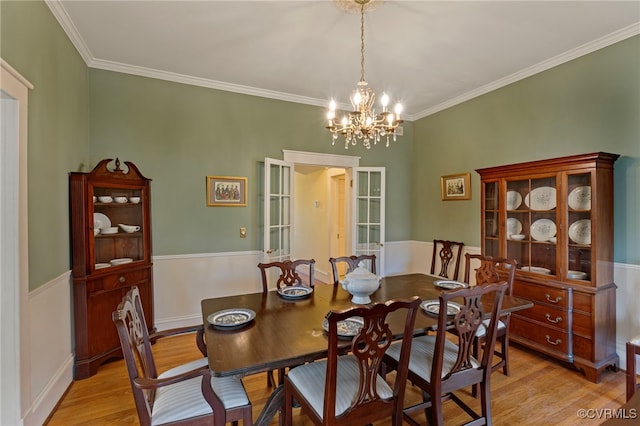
(506, 175), (558, 276)
(482, 181), (499, 257)
(566, 172), (592, 282)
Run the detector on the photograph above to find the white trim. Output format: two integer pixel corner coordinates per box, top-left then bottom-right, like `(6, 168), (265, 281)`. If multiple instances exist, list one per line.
(283, 150), (360, 168)
(44, 0), (93, 65)
(1, 58), (32, 426)
(28, 270), (71, 299)
(412, 23), (640, 120)
(23, 355), (74, 426)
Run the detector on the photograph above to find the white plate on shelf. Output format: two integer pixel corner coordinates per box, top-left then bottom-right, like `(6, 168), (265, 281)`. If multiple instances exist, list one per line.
(506, 218), (522, 237)
(110, 258), (133, 266)
(567, 270), (588, 280)
(506, 191), (522, 211)
(95, 263), (111, 269)
(530, 218), (557, 242)
(568, 186), (591, 211)
(524, 187), (556, 211)
(521, 266), (551, 275)
(569, 219), (591, 245)
(93, 212), (111, 229)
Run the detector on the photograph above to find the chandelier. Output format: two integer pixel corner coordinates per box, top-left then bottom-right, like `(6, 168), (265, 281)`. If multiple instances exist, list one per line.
(327, 0), (403, 149)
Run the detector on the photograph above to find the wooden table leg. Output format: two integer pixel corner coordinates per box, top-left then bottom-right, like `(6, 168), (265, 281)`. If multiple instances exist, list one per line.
(254, 384), (284, 426)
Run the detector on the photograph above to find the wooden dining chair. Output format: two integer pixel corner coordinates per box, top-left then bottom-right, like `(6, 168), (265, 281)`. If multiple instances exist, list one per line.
(463, 252), (517, 394)
(430, 239), (465, 281)
(329, 254), (377, 285)
(257, 258), (316, 292)
(283, 296), (420, 426)
(257, 258), (315, 386)
(384, 282), (507, 426)
(112, 286), (252, 426)
(628, 336), (640, 401)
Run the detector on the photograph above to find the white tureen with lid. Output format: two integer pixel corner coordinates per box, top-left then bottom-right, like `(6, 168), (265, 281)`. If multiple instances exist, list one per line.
(341, 262), (381, 304)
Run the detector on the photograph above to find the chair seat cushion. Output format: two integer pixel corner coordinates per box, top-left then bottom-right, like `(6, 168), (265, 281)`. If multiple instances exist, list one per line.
(386, 335), (479, 381)
(287, 354), (393, 419)
(475, 318), (506, 337)
(152, 357), (249, 425)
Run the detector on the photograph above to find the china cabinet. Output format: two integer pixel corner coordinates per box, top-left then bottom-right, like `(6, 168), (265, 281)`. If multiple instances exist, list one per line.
(70, 158), (154, 379)
(476, 152), (619, 383)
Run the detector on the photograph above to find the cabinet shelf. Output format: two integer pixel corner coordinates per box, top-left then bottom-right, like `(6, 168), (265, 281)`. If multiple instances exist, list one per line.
(476, 152), (619, 383)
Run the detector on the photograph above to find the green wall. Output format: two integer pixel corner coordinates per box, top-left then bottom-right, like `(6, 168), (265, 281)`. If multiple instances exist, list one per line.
(411, 35), (640, 264)
(1, 0), (90, 290)
(88, 69), (415, 255)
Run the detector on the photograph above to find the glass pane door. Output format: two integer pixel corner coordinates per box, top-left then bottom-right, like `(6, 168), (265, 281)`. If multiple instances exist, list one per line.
(353, 167), (385, 276)
(566, 172), (592, 282)
(263, 158), (293, 263)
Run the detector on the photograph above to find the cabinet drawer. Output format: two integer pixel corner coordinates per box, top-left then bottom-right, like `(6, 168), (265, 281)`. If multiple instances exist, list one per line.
(103, 269), (149, 290)
(572, 311), (592, 338)
(572, 292), (593, 314)
(511, 315), (570, 354)
(573, 334), (594, 361)
(513, 280), (569, 308)
(513, 303), (569, 332)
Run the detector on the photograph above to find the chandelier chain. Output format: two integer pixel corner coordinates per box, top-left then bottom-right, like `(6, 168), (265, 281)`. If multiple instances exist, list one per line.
(360, 1), (365, 83)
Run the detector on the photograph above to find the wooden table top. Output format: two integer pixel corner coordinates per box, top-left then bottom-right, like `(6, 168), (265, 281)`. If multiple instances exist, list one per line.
(201, 273), (533, 378)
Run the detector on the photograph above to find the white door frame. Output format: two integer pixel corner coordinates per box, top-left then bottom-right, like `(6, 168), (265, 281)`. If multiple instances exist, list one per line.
(1, 58), (33, 425)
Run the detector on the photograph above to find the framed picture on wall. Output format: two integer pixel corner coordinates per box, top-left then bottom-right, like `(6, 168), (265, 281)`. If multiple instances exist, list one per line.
(441, 172), (471, 201)
(207, 176), (247, 206)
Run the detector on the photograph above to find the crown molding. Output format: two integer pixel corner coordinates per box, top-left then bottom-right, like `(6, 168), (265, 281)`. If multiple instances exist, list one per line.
(45, 0), (94, 65)
(412, 22), (640, 120)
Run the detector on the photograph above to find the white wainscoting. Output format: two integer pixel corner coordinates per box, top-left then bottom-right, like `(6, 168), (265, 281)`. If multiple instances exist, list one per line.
(27, 242), (639, 424)
(25, 271), (73, 426)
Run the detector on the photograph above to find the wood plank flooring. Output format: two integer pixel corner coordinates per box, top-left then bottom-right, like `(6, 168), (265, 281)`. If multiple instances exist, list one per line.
(46, 332), (627, 425)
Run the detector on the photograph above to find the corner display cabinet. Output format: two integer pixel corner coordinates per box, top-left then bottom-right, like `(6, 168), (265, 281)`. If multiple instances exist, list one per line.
(70, 158), (154, 379)
(476, 152), (619, 383)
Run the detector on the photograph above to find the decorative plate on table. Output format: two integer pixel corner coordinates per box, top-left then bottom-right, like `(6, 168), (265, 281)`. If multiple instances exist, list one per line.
(568, 186), (591, 211)
(506, 218), (523, 237)
(420, 300), (462, 317)
(208, 308), (256, 330)
(93, 212), (111, 229)
(110, 258), (133, 266)
(322, 317), (364, 339)
(569, 219), (591, 245)
(567, 270), (588, 280)
(434, 280), (468, 290)
(530, 218), (557, 242)
(520, 266), (551, 275)
(506, 191), (522, 211)
(524, 187), (556, 211)
(277, 286), (313, 300)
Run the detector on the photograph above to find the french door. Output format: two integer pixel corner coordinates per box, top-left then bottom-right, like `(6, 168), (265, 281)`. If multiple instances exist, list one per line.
(352, 167), (385, 276)
(263, 158), (294, 265)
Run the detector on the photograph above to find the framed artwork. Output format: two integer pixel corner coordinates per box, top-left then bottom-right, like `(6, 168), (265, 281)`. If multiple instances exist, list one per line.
(441, 172), (471, 201)
(207, 176), (247, 207)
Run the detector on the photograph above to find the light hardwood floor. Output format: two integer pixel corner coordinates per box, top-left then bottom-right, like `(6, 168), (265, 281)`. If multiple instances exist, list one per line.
(46, 332), (626, 425)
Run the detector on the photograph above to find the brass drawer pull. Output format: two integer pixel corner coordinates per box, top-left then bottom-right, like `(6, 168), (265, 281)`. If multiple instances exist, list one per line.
(545, 313), (562, 324)
(119, 276), (126, 283)
(545, 293), (562, 304)
(545, 335), (562, 346)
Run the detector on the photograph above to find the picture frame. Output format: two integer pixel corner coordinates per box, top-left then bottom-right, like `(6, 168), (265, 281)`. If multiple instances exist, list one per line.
(207, 176), (247, 207)
(441, 172), (471, 201)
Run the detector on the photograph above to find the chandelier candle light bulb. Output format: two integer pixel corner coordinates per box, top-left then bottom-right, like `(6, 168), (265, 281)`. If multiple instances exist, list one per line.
(326, 0), (403, 149)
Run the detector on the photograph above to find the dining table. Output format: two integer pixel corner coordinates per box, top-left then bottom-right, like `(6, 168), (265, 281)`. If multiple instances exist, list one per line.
(200, 273), (533, 425)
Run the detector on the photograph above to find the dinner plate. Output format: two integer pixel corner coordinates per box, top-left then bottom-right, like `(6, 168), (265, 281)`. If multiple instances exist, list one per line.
(433, 280), (468, 290)
(110, 258), (133, 266)
(322, 317), (364, 339)
(421, 300), (462, 316)
(524, 186), (556, 211)
(567, 270), (588, 280)
(520, 266), (551, 275)
(569, 219), (591, 245)
(530, 218), (557, 242)
(506, 218), (522, 237)
(277, 286), (313, 300)
(93, 212), (111, 229)
(208, 308), (256, 329)
(506, 191), (522, 211)
(568, 186), (591, 211)
(95, 263), (111, 269)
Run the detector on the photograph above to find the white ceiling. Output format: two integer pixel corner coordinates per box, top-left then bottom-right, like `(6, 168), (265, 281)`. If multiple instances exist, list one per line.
(50, 1), (640, 121)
